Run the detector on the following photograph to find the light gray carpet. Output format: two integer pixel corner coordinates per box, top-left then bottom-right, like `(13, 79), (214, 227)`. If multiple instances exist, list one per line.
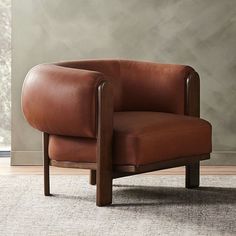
(0, 175), (235, 236)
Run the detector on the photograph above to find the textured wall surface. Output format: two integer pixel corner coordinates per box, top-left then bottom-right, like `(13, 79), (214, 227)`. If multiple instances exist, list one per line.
(12, 0), (236, 164)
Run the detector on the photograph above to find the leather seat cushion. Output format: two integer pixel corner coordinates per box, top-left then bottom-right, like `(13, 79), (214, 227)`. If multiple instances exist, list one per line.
(48, 112), (212, 166)
(49, 135), (97, 163)
(113, 112), (211, 166)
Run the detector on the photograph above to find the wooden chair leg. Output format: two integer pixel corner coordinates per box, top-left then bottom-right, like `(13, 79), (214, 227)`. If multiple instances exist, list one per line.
(90, 170), (96, 185)
(96, 81), (113, 206)
(96, 169), (112, 206)
(43, 133), (51, 196)
(185, 161), (200, 189)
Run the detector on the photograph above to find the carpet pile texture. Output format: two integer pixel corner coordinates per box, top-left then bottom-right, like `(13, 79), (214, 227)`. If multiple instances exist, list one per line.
(0, 175), (235, 236)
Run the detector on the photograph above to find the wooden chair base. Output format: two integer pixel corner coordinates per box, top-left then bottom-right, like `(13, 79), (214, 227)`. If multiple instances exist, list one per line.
(44, 154), (209, 206)
(89, 170), (96, 185)
(186, 162), (200, 188)
(43, 133), (51, 196)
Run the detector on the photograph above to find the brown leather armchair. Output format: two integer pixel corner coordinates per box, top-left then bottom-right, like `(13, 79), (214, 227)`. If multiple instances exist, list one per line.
(22, 60), (212, 206)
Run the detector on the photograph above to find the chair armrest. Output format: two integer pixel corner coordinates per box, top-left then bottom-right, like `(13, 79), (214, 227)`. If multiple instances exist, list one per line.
(184, 71), (200, 117)
(22, 64), (108, 138)
(115, 61), (200, 115)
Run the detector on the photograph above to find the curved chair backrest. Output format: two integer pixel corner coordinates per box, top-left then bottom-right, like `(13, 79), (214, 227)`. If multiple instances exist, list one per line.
(56, 59), (196, 114)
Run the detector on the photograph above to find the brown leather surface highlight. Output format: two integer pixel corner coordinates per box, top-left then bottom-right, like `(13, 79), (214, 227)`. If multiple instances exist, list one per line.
(22, 64), (104, 138)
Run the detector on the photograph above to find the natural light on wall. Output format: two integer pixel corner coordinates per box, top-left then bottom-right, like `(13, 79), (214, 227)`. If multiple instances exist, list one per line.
(0, 0), (11, 151)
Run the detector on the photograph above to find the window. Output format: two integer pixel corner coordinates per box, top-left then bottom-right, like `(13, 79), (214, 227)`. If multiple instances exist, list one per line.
(0, 0), (11, 152)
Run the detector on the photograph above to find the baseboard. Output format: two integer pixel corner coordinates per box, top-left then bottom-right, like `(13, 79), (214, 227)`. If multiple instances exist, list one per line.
(202, 151), (236, 166)
(10, 151), (236, 166)
(11, 151), (43, 166)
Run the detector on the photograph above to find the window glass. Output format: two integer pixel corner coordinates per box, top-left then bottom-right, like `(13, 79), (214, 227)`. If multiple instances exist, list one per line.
(0, 0), (11, 151)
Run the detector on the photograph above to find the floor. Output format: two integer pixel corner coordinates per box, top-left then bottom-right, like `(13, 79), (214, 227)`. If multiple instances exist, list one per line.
(1, 158), (235, 235)
(0, 158), (235, 175)
(1, 175), (236, 236)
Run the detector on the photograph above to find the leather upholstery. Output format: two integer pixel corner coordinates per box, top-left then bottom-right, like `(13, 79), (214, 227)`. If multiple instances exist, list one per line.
(22, 60), (197, 138)
(22, 64), (104, 138)
(49, 135), (97, 163)
(113, 112), (211, 165)
(57, 60), (195, 114)
(48, 112), (212, 166)
(22, 59), (212, 167)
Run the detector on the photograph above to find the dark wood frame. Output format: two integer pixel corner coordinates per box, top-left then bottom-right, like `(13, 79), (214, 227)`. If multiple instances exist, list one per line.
(43, 72), (210, 206)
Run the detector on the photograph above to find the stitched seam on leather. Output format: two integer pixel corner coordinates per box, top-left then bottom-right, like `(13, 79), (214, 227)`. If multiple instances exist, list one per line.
(114, 126), (210, 139)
